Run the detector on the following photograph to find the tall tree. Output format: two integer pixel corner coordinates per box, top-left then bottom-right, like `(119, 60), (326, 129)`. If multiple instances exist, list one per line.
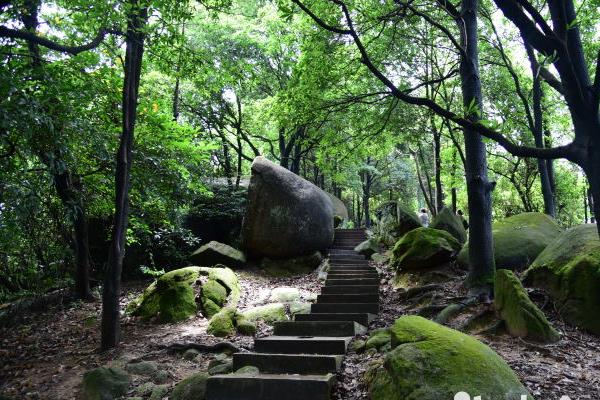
(101, 0), (149, 349)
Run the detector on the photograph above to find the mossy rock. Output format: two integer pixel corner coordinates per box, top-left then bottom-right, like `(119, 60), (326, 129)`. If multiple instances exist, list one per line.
(201, 280), (228, 318)
(458, 212), (563, 271)
(190, 240), (246, 268)
(495, 269), (559, 343)
(374, 202), (421, 247)
(430, 206), (467, 244)
(235, 316), (257, 336)
(81, 367), (130, 400)
(207, 307), (236, 337)
(240, 303), (288, 325)
(171, 372), (209, 400)
(269, 287), (301, 302)
(366, 328), (391, 351)
(260, 252), (323, 277)
(131, 266), (241, 323)
(365, 316), (531, 400)
(391, 227), (461, 271)
(355, 238), (379, 257)
(523, 224), (600, 335)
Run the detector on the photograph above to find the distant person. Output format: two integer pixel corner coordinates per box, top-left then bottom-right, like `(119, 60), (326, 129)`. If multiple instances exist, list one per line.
(457, 209), (469, 230)
(418, 208), (429, 227)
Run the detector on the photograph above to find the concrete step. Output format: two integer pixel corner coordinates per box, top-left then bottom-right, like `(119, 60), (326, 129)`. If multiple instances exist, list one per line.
(295, 312), (376, 326)
(317, 294), (379, 303)
(311, 302), (379, 314)
(321, 285), (379, 294)
(233, 352), (343, 374)
(274, 320), (367, 336)
(329, 258), (370, 263)
(329, 245), (355, 250)
(254, 336), (352, 355)
(326, 278), (379, 286)
(328, 254), (364, 259)
(328, 265), (374, 271)
(206, 373), (335, 400)
(326, 272), (378, 278)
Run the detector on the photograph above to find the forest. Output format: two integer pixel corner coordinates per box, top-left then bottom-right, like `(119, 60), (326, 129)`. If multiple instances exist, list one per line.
(1, 0), (599, 399)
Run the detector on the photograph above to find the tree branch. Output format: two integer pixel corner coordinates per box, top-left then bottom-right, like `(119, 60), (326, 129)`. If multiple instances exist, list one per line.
(294, 0), (576, 161)
(0, 26), (115, 55)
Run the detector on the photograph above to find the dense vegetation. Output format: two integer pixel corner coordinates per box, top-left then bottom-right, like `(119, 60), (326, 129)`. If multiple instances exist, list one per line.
(1, 0), (599, 349)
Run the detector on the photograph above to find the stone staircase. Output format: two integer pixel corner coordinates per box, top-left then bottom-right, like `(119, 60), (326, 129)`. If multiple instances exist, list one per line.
(206, 229), (379, 399)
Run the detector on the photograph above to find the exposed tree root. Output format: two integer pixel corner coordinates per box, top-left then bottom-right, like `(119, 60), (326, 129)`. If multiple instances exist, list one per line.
(434, 296), (478, 324)
(399, 284), (442, 300)
(457, 307), (497, 332)
(166, 341), (242, 354)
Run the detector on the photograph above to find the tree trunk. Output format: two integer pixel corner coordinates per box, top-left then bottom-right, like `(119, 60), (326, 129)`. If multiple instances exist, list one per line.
(221, 139), (233, 188)
(526, 45), (555, 217)
(235, 136), (242, 189)
(433, 129), (444, 212)
(460, 0), (495, 297)
(101, 1), (148, 350)
(21, 0), (93, 301)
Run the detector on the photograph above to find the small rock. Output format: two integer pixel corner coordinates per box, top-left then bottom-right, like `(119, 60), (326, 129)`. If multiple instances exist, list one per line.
(152, 370), (169, 384)
(171, 372), (209, 400)
(208, 359), (233, 375)
(183, 349), (200, 361)
(351, 339), (366, 353)
(126, 361), (158, 376)
(149, 384), (169, 400)
(235, 366), (260, 375)
(135, 382), (155, 396)
(81, 367), (130, 400)
(269, 287), (301, 302)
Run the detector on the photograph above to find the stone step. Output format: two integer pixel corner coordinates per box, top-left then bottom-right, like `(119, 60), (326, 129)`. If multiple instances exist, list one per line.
(328, 253), (364, 259)
(254, 336), (352, 355)
(329, 257), (370, 262)
(321, 285), (379, 294)
(317, 294), (379, 304)
(326, 278), (379, 286)
(206, 373), (335, 400)
(329, 260), (370, 265)
(273, 320), (367, 336)
(326, 271), (378, 278)
(311, 302), (379, 314)
(233, 353), (343, 374)
(329, 245), (355, 250)
(329, 264), (376, 271)
(295, 312), (376, 326)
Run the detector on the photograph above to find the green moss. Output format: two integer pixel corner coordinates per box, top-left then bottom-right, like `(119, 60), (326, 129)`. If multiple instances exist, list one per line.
(200, 280), (228, 318)
(458, 212), (563, 271)
(81, 367), (130, 400)
(240, 303), (288, 325)
(207, 307), (236, 337)
(131, 267), (201, 322)
(202, 265), (241, 306)
(355, 238), (379, 257)
(171, 372), (209, 400)
(365, 316), (531, 400)
(374, 202), (421, 247)
(235, 317), (257, 336)
(430, 206), (467, 244)
(366, 328), (391, 351)
(524, 224), (600, 335)
(495, 269), (559, 343)
(391, 227), (461, 271)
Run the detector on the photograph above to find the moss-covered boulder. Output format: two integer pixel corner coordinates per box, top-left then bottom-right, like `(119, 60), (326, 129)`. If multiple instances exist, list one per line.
(391, 227), (461, 271)
(430, 206), (467, 244)
(495, 269), (559, 343)
(365, 328), (391, 351)
(207, 307), (237, 337)
(326, 192), (349, 221)
(365, 316), (531, 400)
(171, 372), (208, 400)
(523, 224), (600, 335)
(374, 202), (421, 247)
(81, 367), (130, 400)
(355, 238), (379, 257)
(458, 212), (562, 271)
(240, 303), (288, 325)
(235, 317), (257, 336)
(131, 266), (241, 322)
(190, 241), (246, 268)
(260, 252), (323, 277)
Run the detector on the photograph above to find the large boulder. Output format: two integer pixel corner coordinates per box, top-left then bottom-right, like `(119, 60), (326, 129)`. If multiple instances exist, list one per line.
(355, 238), (379, 257)
(374, 202), (421, 247)
(171, 372), (209, 400)
(495, 269), (559, 343)
(326, 192), (349, 221)
(523, 224), (600, 335)
(130, 266), (241, 322)
(242, 156), (334, 259)
(190, 241), (246, 268)
(458, 212), (563, 271)
(391, 227), (461, 271)
(365, 316), (531, 400)
(430, 206), (467, 244)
